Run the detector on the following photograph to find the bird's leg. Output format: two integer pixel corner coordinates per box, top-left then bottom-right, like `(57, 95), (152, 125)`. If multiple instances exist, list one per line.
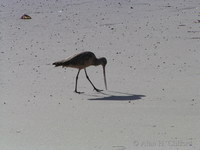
(84, 69), (103, 92)
(74, 69), (84, 94)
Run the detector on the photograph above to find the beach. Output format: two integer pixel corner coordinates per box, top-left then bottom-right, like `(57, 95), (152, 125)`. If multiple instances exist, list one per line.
(1, 0), (200, 149)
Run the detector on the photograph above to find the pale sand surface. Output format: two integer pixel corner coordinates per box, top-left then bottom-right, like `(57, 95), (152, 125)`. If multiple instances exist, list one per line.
(1, 0), (200, 149)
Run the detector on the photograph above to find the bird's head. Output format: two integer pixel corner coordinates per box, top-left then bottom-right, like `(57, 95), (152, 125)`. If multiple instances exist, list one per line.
(99, 57), (107, 67)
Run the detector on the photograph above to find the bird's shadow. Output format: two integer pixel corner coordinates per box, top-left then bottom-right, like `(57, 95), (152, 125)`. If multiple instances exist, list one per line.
(87, 91), (146, 101)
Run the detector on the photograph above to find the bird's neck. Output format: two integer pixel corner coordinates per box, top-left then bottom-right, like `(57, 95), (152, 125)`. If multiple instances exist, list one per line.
(94, 58), (102, 66)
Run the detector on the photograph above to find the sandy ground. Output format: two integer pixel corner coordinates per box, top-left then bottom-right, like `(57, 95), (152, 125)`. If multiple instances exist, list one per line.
(1, 0), (200, 149)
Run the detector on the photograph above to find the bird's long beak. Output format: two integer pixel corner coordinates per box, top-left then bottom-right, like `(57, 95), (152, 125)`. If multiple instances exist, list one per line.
(103, 65), (107, 90)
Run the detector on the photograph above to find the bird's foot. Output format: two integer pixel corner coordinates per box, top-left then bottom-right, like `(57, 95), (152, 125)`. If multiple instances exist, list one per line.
(94, 88), (103, 92)
(74, 90), (84, 94)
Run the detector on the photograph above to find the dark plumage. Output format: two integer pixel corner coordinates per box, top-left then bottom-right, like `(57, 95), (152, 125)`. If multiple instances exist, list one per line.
(53, 51), (107, 93)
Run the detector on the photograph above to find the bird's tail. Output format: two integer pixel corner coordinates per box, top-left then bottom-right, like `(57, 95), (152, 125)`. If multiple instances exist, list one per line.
(52, 60), (64, 67)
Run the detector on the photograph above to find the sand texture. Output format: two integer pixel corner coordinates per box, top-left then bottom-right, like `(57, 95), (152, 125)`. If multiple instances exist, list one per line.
(1, 0), (200, 149)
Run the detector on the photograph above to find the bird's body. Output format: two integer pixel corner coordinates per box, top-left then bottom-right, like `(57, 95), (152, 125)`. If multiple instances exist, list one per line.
(53, 51), (98, 69)
(53, 51), (107, 93)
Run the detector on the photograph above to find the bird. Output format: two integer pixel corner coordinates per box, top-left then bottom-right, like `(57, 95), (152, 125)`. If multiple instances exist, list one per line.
(53, 51), (107, 94)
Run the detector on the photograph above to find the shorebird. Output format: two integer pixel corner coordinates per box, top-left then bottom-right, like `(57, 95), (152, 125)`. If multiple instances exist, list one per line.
(53, 51), (107, 94)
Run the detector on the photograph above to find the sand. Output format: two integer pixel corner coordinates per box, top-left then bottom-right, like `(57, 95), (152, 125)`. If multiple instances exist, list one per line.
(1, 0), (200, 149)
